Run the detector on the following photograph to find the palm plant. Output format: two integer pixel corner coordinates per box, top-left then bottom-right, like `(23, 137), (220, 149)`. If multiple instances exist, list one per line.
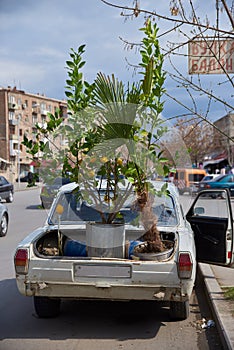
(22, 20), (170, 253)
(83, 20), (169, 253)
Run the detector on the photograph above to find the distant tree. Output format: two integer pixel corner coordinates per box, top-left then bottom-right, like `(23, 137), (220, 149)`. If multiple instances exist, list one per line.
(174, 118), (215, 166)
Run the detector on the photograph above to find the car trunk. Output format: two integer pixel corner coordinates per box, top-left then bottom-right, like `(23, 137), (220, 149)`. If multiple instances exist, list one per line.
(25, 226), (181, 301)
(34, 225), (177, 261)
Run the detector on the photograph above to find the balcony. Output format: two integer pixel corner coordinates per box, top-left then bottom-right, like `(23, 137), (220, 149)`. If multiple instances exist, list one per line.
(10, 149), (20, 156)
(9, 119), (18, 126)
(40, 109), (50, 115)
(9, 140), (20, 157)
(32, 106), (40, 114)
(10, 134), (18, 141)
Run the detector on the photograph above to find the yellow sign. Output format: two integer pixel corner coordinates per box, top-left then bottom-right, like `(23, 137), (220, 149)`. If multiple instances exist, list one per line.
(188, 39), (234, 74)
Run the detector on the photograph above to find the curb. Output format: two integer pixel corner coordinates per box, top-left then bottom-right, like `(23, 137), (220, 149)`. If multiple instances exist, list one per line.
(198, 263), (234, 350)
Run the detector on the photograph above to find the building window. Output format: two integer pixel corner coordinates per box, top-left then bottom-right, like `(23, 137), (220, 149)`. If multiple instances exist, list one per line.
(32, 101), (38, 107)
(32, 115), (38, 124)
(8, 95), (15, 103)
(8, 111), (15, 120)
(13, 143), (18, 151)
(9, 126), (15, 135)
(41, 116), (46, 124)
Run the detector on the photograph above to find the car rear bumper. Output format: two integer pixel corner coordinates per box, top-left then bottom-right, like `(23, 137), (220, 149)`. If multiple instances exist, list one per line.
(17, 279), (191, 302)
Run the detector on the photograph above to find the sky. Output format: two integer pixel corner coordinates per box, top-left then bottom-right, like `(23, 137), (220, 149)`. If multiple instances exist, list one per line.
(0, 0), (233, 122)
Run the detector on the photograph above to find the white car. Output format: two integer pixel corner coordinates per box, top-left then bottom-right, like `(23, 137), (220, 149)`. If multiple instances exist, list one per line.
(14, 182), (234, 320)
(198, 173), (221, 193)
(200, 174), (220, 182)
(0, 203), (8, 237)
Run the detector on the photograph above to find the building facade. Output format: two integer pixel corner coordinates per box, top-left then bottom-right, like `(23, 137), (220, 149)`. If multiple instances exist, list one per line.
(214, 112), (234, 167)
(0, 86), (67, 182)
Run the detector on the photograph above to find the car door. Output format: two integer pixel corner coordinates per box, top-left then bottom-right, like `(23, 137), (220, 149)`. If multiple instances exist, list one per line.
(0, 176), (8, 199)
(222, 174), (234, 195)
(186, 189), (234, 267)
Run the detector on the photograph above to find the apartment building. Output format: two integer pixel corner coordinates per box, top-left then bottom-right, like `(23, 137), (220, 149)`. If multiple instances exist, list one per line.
(214, 112), (234, 166)
(0, 86), (67, 182)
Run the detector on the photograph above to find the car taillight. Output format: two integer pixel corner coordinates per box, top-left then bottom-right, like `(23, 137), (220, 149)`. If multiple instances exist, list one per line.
(41, 186), (48, 195)
(177, 252), (193, 279)
(205, 184), (211, 188)
(14, 248), (29, 274)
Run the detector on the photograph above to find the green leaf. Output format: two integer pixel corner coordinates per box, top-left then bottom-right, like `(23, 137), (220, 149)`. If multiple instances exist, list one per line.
(126, 177), (135, 183)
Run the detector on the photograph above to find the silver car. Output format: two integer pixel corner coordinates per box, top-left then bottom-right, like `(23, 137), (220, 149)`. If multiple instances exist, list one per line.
(0, 203), (9, 237)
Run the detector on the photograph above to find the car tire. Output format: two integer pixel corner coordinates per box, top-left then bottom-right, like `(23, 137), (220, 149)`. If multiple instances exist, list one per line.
(223, 189), (231, 198)
(169, 300), (189, 320)
(6, 191), (14, 203)
(41, 201), (51, 209)
(34, 296), (61, 318)
(0, 213), (8, 237)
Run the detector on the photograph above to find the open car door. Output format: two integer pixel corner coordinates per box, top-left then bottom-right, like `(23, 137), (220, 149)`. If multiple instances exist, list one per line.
(186, 189), (234, 267)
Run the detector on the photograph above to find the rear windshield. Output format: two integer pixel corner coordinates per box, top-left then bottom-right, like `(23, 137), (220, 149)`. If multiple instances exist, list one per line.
(201, 175), (214, 182)
(49, 190), (178, 227)
(188, 174), (205, 182)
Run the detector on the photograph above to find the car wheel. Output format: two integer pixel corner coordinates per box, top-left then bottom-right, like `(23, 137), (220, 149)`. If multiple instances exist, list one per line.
(34, 296), (61, 318)
(222, 189), (231, 198)
(0, 213), (8, 237)
(41, 201), (51, 209)
(169, 300), (189, 320)
(6, 191), (13, 203)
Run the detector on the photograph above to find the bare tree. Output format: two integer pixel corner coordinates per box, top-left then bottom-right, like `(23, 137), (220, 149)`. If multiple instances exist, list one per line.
(174, 118), (215, 166)
(101, 0), (234, 147)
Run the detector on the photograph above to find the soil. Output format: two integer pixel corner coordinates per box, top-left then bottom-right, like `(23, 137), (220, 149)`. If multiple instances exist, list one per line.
(134, 240), (174, 254)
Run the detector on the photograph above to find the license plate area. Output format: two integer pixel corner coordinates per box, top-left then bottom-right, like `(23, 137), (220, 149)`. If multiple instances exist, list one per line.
(74, 263), (131, 278)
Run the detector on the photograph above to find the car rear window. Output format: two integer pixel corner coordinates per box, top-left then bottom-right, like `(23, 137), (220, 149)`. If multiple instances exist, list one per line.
(49, 190), (178, 227)
(188, 174), (205, 182)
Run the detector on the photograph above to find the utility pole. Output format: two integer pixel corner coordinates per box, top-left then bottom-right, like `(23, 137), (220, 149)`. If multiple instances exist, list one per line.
(17, 114), (21, 189)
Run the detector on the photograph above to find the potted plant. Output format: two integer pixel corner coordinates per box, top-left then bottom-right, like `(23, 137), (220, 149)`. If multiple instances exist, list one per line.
(23, 20), (172, 259)
(76, 21), (172, 258)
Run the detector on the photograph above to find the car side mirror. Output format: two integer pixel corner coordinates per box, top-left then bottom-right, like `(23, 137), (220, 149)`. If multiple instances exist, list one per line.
(194, 207), (205, 215)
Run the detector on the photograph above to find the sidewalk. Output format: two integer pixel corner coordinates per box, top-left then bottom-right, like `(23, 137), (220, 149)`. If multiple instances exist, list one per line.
(14, 182), (40, 191)
(199, 263), (234, 349)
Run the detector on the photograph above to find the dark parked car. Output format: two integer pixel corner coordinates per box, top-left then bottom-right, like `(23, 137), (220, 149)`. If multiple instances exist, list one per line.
(0, 176), (14, 203)
(16, 172), (40, 183)
(198, 174), (234, 196)
(40, 177), (71, 208)
(0, 203), (9, 237)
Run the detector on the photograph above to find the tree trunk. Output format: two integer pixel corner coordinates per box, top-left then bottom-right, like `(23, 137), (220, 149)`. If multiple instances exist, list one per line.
(135, 189), (166, 253)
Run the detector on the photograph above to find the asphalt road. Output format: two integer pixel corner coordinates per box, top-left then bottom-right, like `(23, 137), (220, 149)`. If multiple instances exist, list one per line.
(0, 189), (224, 350)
